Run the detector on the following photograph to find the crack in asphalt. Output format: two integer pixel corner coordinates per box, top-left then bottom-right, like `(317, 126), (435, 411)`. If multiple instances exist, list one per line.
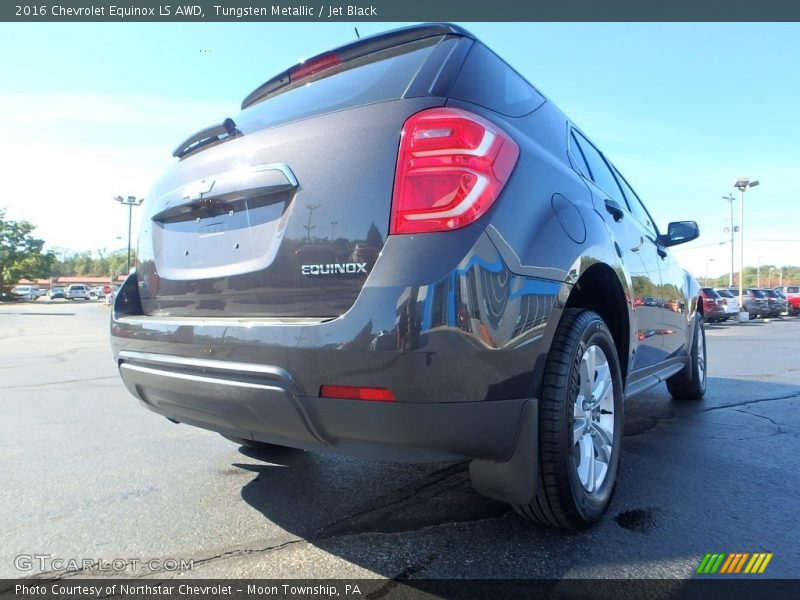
(366, 553), (439, 598)
(37, 463), (505, 579)
(36, 539), (307, 580)
(1, 376), (119, 391)
(315, 463), (468, 538)
(186, 538), (306, 572)
(698, 390), (800, 412)
(733, 408), (787, 433)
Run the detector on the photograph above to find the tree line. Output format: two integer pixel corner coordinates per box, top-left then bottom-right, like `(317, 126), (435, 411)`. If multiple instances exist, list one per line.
(701, 266), (800, 289)
(1, 209), (132, 295)
(49, 248), (133, 279)
(2, 207), (798, 295)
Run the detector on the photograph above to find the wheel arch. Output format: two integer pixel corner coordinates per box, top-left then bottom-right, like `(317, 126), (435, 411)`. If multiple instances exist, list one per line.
(563, 262), (631, 382)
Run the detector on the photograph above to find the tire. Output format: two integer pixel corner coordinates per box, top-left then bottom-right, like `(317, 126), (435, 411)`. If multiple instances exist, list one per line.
(515, 309), (624, 530)
(666, 315), (706, 400)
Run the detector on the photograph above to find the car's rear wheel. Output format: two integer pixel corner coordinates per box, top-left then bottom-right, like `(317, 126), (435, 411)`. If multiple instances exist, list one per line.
(666, 314), (706, 400)
(515, 309), (623, 530)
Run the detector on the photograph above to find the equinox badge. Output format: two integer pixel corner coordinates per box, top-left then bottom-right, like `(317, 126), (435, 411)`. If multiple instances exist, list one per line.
(301, 263), (368, 276)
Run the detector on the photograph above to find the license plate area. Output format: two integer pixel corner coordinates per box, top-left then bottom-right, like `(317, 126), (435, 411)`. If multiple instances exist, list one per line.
(153, 193), (290, 281)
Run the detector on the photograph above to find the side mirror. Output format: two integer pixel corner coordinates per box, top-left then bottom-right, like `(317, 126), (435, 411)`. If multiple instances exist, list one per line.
(659, 221), (699, 247)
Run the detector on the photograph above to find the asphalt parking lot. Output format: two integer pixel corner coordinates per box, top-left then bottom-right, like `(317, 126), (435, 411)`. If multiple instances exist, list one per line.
(1, 301), (799, 580)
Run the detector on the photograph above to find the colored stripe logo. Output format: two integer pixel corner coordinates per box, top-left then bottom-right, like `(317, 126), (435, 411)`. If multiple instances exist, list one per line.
(697, 552), (773, 574)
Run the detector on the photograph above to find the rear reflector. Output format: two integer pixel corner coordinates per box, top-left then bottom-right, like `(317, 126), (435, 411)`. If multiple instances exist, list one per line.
(320, 385), (397, 402)
(290, 53), (341, 82)
(390, 107), (520, 235)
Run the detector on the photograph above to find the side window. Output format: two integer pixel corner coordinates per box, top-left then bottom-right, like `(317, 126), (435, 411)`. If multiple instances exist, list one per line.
(568, 133), (592, 179)
(449, 43), (545, 117)
(613, 168), (656, 235)
(571, 131), (626, 206)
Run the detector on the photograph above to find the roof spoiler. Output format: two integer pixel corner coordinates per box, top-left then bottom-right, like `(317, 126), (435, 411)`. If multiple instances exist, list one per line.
(240, 23), (474, 110)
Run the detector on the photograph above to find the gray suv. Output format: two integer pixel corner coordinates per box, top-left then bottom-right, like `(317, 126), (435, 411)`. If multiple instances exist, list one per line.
(111, 24), (705, 530)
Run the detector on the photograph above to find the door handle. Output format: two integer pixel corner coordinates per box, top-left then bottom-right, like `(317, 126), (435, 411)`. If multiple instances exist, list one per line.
(604, 199), (624, 222)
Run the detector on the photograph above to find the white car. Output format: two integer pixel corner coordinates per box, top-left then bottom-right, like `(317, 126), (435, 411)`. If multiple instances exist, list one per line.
(12, 285), (39, 301)
(715, 288), (740, 318)
(66, 284), (90, 300)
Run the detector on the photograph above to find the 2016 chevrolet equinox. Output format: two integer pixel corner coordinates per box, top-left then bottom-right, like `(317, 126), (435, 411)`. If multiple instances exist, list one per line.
(111, 24), (706, 530)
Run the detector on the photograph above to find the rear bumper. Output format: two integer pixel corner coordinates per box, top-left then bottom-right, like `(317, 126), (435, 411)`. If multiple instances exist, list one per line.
(117, 350), (532, 462)
(110, 230), (561, 463)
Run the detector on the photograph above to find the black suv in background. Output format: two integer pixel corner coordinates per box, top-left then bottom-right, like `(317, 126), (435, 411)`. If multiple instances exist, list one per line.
(111, 24), (705, 530)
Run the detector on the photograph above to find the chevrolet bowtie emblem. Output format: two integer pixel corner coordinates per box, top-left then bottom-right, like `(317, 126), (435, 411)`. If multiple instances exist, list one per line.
(182, 178), (215, 199)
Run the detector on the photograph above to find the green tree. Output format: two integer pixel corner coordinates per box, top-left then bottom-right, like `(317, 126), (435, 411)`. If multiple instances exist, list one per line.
(0, 208), (55, 292)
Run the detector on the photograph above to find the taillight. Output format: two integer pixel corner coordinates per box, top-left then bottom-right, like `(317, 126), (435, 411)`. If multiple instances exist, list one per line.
(289, 53), (341, 82)
(320, 385), (396, 402)
(390, 107), (520, 235)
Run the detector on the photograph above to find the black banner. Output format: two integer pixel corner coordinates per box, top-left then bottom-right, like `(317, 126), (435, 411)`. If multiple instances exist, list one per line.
(2, 579), (800, 600)
(3, 0), (800, 22)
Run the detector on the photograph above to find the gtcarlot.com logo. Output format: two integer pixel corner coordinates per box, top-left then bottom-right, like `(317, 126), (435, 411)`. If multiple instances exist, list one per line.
(14, 554), (194, 573)
(696, 552), (773, 575)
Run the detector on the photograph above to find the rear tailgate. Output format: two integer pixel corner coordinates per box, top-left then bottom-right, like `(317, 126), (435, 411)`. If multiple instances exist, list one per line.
(136, 32), (469, 318)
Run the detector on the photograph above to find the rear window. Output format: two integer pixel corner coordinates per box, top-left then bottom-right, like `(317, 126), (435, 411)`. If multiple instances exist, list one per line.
(715, 289), (733, 298)
(786, 286), (799, 293)
(702, 288), (720, 298)
(449, 42), (545, 117)
(749, 289), (766, 298)
(237, 37), (443, 133)
(764, 290), (778, 297)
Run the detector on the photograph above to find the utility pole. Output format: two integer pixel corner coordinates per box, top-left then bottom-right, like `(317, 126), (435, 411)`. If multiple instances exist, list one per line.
(304, 204), (321, 242)
(114, 196), (144, 274)
(757, 257), (761, 288)
(706, 258), (715, 286)
(734, 178), (759, 319)
(722, 194), (736, 287)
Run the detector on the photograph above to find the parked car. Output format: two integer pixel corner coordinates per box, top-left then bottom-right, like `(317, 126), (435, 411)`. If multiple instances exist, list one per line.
(727, 288), (769, 319)
(65, 284), (90, 300)
(714, 288), (740, 319)
(89, 286), (105, 299)
(49, 287), (66, 299)
(777, 286), (799, 315)
(12, 285), (39, 301)
(760, 288), (786, 317)
(111, 23), (706, 530)
(700, 288), (726, 322)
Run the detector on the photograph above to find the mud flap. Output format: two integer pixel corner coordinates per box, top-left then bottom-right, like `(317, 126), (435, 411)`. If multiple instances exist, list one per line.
(469, 399), (538, 505)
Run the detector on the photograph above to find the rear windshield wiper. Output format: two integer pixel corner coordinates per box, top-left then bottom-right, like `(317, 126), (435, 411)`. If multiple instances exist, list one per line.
(173, 118), (242, 159)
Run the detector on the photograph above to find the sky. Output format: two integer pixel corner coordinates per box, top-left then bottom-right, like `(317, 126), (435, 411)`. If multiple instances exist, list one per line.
(0, 22), (798, 280)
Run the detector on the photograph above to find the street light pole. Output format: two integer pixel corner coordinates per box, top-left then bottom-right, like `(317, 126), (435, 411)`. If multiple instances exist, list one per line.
(722, 193), (736, 287)
(114, 195), (144, 275)
(706, 258), (715, 286)
(757, 257), (761, 288)
(734, 178), (759, 320)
